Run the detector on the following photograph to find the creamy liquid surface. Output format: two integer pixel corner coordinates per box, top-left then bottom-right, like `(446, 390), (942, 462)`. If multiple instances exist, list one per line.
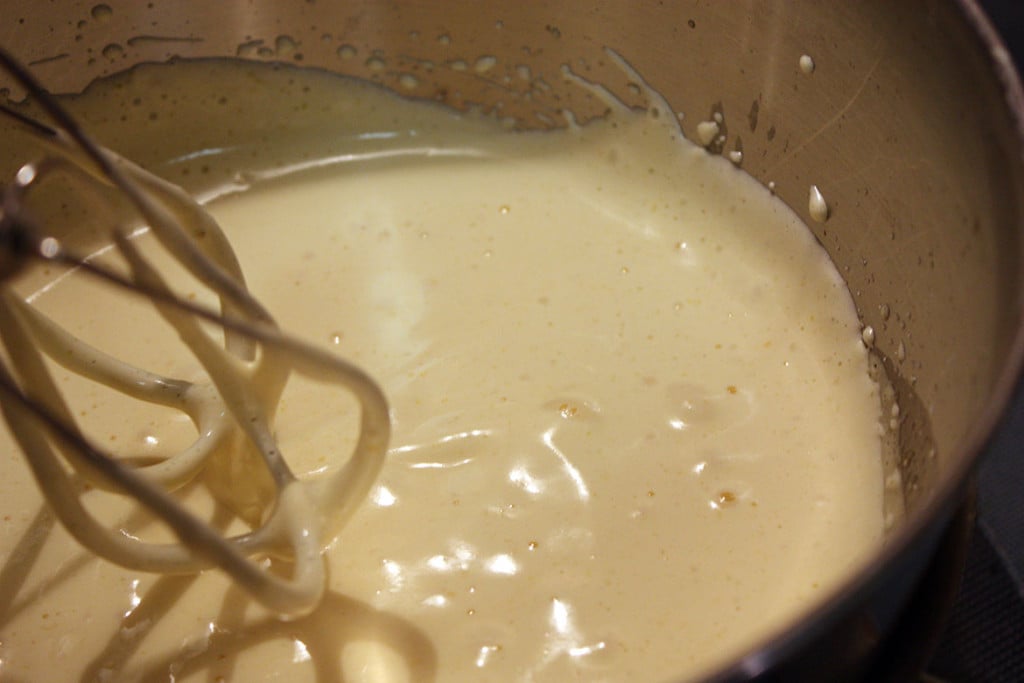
(0, 61), (884, 682)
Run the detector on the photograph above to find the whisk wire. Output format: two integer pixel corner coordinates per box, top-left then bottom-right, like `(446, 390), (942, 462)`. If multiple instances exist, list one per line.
(0, 48), (390, 617)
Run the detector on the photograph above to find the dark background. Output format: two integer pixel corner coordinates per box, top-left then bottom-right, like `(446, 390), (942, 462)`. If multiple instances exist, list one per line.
(927, 4), (1024, 680)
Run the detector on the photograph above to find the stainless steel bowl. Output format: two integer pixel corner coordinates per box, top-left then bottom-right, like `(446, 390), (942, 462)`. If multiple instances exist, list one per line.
(2, 1), (1022, 679)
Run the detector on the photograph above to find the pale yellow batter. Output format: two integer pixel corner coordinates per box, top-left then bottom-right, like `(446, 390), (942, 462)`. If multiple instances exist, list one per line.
(0, 60), (883, 682)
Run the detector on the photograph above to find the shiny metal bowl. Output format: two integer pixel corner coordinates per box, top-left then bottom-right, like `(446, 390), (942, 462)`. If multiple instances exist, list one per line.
(2, 1), (1022, 679)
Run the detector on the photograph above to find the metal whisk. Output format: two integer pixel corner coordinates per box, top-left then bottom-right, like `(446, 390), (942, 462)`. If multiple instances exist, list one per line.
(0, 48), (390, 618)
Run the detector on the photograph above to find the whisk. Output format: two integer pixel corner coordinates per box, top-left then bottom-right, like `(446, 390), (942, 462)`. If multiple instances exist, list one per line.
(0, 48), (390, 618)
